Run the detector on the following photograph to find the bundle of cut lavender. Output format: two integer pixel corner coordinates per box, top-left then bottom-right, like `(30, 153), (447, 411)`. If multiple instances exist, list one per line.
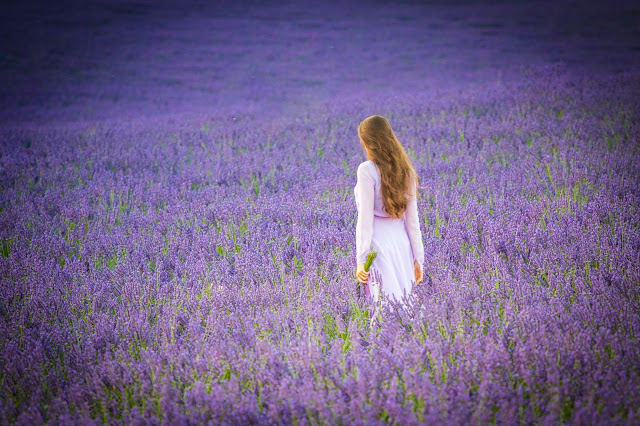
(355, 245), (377, 299)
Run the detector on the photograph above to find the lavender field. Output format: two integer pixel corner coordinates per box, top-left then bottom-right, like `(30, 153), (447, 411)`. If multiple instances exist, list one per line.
(1, 0), (640, 424)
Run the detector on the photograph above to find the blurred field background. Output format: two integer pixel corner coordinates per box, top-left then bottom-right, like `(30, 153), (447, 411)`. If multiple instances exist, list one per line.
(1, 0), (638, 125)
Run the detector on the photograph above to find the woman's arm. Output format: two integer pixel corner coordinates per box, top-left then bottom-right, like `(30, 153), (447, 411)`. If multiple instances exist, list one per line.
(355, 162), (375, 266)
(404, 177), (425, 273)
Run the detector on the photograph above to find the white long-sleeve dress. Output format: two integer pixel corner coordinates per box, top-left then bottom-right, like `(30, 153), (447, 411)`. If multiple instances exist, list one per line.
(354, 160), (424, 306)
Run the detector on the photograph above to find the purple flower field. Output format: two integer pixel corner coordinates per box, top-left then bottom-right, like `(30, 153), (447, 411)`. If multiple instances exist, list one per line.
(1, 1), (639, 424)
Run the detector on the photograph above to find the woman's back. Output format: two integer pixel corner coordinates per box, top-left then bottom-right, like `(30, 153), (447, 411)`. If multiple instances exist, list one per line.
(355, 160), (393, 219)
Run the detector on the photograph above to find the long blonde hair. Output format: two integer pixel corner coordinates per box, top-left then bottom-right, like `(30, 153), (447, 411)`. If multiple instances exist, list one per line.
(358, 115), (420, 219)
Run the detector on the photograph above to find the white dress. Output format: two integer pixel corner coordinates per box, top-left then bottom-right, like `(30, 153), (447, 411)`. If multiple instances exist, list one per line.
(354, 160), (425, 307)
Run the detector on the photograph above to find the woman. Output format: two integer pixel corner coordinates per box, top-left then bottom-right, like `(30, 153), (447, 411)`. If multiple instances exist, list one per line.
(354, 115), (424, 307)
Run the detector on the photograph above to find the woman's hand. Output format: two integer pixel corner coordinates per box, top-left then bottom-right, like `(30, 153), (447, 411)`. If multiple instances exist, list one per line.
(356, 263), (369, 284)
(414, 260), (423, 284)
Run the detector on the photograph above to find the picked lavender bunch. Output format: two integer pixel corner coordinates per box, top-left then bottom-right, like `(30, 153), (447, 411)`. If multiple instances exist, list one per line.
(355, 245), (377, 297)
(364, 247), (378, 272)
